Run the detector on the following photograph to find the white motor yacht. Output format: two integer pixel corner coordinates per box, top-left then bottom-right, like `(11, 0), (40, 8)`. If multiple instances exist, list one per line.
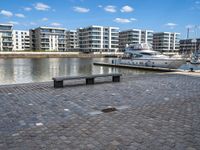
(119, 43), (186, 69)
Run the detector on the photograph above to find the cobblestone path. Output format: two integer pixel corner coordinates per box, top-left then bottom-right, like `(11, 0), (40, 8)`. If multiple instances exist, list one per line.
(0, 73), (200, 150)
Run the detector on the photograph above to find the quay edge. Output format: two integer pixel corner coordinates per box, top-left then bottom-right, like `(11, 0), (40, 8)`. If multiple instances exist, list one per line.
(93, 62), (183, 72)
(0, 52), (123, 58)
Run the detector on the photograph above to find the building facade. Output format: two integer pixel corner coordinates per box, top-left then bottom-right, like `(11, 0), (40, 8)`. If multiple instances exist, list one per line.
(180, 38), (200, 54)
(153, 32), (180, 52)
(66, 30), (78, 51)
(119, 29), (153, 51)
(30, 27), (66, 51)
(77, 25), (119, 52)
(12, 30), (30, 51)
(0, 24), (13, 51)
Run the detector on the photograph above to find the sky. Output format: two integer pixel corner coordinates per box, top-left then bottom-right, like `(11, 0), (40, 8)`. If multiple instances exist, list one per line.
(0, 0), (200, 39)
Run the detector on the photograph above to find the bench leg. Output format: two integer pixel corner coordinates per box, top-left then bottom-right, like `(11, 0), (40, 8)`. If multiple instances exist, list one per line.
(86, 78), (94, 85)
(112, 76), (120, 82)
(54, 81), (63, 88)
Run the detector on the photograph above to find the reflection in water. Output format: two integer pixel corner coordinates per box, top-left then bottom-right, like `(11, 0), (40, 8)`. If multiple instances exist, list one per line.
(0, 59), (14, 83)
(13, 59), (33, 83)
(0, 57), (159, 85)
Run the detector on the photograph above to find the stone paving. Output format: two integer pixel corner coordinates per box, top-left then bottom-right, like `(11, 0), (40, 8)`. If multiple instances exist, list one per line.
(0, 73), (200, 150)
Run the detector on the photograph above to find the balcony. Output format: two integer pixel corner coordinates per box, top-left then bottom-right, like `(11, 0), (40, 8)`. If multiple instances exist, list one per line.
(41, 36), (49, 39)
(2, 34), (12, 38)
(2, 45), (13, 48)
(2, 40), (12, 43)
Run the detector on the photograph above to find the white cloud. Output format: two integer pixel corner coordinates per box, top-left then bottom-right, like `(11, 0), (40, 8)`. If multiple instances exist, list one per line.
(8, 21), (19, 25)
(195, 1), (200, 4)
(73, 6), (90, 13)
(30, 22), (37, 25)
(98, 5), (103, 8)
(104, 5), (117, 13)
(24, 7), (32, 11)
(0, 10), (13, 17)
(191, 1), (200, 10)
(165, 23), (177, 29)
(51, 22), (61, 27)
(120, 5), (134, 13)
(114, 18), (133, 23)
(130, 18), (137, 21)
(42, 17), (48, 21)
(34, 2), (50, 11)
(15, 13), (25, 18)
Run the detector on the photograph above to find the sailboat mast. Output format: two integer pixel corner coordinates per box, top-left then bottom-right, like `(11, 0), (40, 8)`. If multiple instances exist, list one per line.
(187, 28), (189, 39)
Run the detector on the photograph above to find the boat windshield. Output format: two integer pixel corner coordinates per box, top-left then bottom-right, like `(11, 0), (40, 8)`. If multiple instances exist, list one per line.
(133, 54), (143, 58)
(140, 51), (161, 56)
(140, 52), (154, 56)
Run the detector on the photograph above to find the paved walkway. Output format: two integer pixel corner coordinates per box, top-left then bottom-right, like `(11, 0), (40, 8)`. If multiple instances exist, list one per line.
(0, 73), (200, 150)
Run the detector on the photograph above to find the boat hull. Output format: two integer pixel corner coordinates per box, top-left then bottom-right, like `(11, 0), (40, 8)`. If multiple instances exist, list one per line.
(119, 58), (186, 69)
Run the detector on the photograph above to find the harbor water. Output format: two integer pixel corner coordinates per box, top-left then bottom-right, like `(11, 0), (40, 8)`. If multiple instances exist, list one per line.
(0, 58), (199, 85)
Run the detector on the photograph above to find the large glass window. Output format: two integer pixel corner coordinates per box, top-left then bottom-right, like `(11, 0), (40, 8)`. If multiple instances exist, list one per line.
(0, 25), (12, 30)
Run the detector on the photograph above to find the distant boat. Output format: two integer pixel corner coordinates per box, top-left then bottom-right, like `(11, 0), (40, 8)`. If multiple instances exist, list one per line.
(190, 50), (200, 64)
(119, 43), (186, 69)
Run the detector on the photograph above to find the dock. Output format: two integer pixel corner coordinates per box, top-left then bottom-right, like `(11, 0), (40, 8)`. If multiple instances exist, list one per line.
(93, 62), (182, 72)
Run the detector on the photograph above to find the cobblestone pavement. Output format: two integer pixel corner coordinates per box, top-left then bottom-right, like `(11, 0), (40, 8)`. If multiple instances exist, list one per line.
(0, 73), (200, 150)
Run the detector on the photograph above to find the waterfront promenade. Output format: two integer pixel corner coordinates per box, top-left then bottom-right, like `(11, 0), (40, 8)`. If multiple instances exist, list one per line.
(0, 73), (200, 150)
(0, 52), (123, 58)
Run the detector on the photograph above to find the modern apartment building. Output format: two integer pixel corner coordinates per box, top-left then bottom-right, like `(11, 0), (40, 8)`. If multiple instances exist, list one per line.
(77, 25), (119, 52)
(0, 24), (13, 51)
(153, 32), (180, 52)
(30, 27), (66, 51)
(12, 30), (30, 51)
(179, 38), (200, 54)
(119, 29), (153, 51)
(66, 30), (78, 51)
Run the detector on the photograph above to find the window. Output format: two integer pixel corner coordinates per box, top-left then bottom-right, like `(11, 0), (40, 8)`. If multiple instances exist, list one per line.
(140, 52), (153, 56)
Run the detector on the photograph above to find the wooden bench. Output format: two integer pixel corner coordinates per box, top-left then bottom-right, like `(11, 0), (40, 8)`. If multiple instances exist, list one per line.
(52, 73), (122, 88)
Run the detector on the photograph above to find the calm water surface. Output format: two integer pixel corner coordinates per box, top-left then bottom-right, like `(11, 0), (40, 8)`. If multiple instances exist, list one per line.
(0, 58), (153, 85)
(0, 58), (199, 85)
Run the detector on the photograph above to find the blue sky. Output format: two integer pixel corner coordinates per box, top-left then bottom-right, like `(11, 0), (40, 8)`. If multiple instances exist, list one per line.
(0, 0), (200, 38)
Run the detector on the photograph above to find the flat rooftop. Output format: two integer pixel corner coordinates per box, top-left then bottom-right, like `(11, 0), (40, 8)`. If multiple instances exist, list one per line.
(0, 73), (200, 149)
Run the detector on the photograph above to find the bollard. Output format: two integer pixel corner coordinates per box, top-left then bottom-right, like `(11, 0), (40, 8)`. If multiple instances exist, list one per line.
(190, 68), (194, 72)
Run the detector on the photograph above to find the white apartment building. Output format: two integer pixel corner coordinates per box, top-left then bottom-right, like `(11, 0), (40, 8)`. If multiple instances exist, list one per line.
(12, 30), (30, 51)
(119, 29), (153, 51)
(66, 30), (78, 51)
(30, 27), (66, 51)
(0, 24), (13, 51)
(77, 25), (119, 52)
(153, 32), (180, 52)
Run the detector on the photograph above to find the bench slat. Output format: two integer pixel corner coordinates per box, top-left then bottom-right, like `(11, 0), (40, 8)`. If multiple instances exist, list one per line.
(53, 73), (122, 81)
(53, 76), (86, 81)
